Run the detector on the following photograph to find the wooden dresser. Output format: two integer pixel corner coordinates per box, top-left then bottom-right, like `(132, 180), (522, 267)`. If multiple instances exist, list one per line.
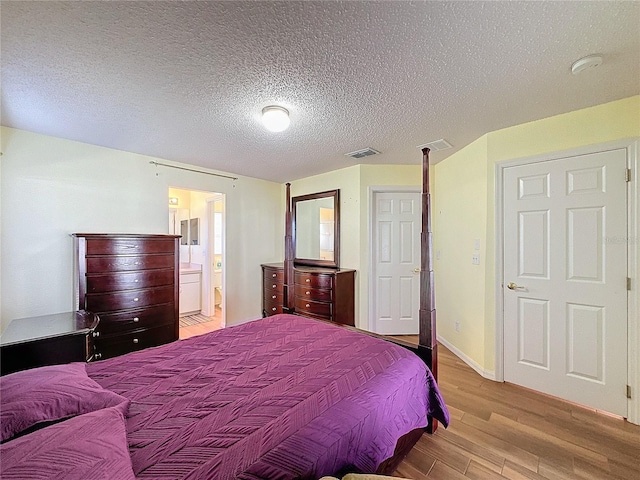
(262, 263), (286, 317)
(73, 234), (180, 360)
(261, 263), (355, 326)
(0, 311), (99, 375)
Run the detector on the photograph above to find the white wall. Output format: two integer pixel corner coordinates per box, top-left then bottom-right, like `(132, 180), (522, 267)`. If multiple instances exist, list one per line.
(0, 127), (283, 331)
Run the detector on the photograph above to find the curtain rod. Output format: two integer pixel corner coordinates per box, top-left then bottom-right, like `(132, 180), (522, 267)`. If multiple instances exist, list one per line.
(149, 161), (238, 180)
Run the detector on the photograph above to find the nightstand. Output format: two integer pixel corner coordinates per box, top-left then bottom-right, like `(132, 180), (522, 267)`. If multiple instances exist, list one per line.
(0, 311), (100, 376)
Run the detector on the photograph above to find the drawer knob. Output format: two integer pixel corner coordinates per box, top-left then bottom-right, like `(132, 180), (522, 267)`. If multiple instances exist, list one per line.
(306, 303), (310, 308)
(272, 307), (276, 311)
(272, 295), (276, 299)
(133, 317), (139, 322)
(134, 279), (139, 283)
(133, 297), (139, 302)
(272, 284), (276, 288)
(305, 279), (310, 283)
(272, 273), (277, 278)
(306, 291), (310, 295)
(94, 353), (102, 360)
(134, 262), (140, 265)
(132, 338), (139, 344)
(92, 331), (100, 338)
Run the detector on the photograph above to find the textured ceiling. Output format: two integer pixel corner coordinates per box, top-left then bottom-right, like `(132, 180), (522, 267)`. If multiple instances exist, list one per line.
(1, 1), (639, 182)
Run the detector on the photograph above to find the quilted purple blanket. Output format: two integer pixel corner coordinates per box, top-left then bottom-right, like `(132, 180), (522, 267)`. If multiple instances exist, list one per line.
(87, 314), (449, 480)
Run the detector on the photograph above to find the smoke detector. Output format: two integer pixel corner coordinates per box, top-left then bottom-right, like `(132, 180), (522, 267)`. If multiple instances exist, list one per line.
(345, 147), (381, 159)
(571, 55), (603, 75)
(416, 139), (453, 152)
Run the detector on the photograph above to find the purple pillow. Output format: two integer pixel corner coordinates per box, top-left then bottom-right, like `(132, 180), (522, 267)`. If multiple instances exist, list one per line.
(0, 404), (135, 479)
(0, 362), (129, 442)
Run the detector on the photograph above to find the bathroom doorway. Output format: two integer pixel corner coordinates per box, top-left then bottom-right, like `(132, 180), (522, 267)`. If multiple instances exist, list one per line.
(207, 195), (225, 326)
(168, 187), (225, 335)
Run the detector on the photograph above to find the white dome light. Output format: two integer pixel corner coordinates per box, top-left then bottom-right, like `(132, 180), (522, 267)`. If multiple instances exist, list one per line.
(262, 106), (290, 132)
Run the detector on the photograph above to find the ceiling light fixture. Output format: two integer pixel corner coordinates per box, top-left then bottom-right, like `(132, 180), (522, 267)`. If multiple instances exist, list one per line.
(571, 54), (603, 75)
(262, 106), (290, 132)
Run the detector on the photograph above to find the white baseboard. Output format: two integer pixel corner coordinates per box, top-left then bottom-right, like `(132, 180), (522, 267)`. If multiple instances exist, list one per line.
(437, 335), (497, 381)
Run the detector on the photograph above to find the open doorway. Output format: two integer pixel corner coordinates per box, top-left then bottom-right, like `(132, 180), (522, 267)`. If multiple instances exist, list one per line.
(206, 195), (225, 325)
(168, 187), (225, 337)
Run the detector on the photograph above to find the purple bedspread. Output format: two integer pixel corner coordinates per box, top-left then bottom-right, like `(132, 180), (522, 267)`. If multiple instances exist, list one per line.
(87, 314), (449, 480)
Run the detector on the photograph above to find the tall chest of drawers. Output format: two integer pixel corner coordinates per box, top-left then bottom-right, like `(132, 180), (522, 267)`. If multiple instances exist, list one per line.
(73, 234), (180, 360)
(261, 263), (355, 326)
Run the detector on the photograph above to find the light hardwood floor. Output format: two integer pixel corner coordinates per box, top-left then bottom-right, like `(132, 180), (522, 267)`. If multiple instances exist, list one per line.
(179, 313), (223, 339)
(176, 324), (640, 479)
(391, 335), (640, 480)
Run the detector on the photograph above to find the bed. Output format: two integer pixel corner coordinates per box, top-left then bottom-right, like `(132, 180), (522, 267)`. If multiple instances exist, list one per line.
(1, 314), (448, 479)
(0, 149), (447, 479)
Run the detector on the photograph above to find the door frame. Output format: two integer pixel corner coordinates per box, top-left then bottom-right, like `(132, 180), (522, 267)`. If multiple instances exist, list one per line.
(205, 194), (226, 327)
(494, 138), (639, 425)
(368, 186), (421, 333)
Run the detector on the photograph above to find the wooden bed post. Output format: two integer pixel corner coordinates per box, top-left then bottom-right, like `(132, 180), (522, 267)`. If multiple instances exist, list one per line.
(419, 147), (438, 432)
(284, 183), (295, 312)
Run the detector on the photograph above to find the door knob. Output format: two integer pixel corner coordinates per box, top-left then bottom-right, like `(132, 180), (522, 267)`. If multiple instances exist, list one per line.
(507, 282), (525, 290)
(413, 267), (420, 274)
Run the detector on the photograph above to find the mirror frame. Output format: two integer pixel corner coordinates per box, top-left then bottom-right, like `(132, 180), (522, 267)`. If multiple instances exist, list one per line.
(292, 189), (340, 268)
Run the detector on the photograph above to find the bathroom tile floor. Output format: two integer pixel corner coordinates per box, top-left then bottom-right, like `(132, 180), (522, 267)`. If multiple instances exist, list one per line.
(179, 308), (223, 340)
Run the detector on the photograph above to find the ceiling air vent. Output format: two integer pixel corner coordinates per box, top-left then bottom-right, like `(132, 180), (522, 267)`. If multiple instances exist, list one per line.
(345, 147), (381, 159)
(416, 139), (453, 152)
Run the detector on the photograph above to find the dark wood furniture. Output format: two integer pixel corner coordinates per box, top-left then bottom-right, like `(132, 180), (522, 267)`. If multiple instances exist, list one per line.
(419, 147), (438, 383)
(0, 310), (99, 375)
(262, 263), (285, 316)
(262, 263), (355, 326)
(73, 233), (180, 360)
(294, 266), (355, 325)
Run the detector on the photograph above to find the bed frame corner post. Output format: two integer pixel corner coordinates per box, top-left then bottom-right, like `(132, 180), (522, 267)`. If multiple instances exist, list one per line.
(419, 147), (439, 433)
(284, 182), (295, 312)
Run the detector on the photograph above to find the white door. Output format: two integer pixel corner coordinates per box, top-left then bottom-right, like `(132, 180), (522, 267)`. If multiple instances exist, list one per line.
(503, 149), (628, 416)
(372, 191), (421, 335)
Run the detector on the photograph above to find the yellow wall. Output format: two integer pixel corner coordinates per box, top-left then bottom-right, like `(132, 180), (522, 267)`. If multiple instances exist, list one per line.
(487, 96), (640, 163)
(168, 187), (191, 210)
(433, 136), (488, 368)
(434, 95), (640, 374)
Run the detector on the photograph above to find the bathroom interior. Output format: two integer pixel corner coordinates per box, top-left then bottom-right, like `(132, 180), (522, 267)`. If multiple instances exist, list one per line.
(168, 187), (225, 330)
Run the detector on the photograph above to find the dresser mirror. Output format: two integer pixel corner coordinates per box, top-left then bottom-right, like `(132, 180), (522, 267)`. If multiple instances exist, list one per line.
(292, 189), (340, 268)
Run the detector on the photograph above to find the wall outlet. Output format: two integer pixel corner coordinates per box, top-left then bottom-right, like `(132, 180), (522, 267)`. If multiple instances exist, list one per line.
(472, 253), (480, 265)
(455, 321), (460, 332)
